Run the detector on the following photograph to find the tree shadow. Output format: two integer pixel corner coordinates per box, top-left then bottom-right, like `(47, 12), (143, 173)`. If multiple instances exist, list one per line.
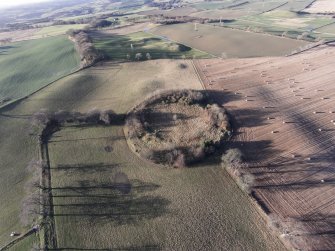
(51, 179), (168, 225)
(51, 163), (120, 174)
(50, 244), (161, 250)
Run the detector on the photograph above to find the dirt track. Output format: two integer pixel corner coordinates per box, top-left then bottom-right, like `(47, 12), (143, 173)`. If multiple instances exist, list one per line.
(195, 44), (335, 250)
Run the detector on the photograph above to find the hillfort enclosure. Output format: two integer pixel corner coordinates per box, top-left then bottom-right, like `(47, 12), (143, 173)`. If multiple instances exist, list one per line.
(0, 0), (335, 250)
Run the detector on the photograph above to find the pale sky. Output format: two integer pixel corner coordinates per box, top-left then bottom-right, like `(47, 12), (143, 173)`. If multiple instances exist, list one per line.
(0, 0), (50, 8)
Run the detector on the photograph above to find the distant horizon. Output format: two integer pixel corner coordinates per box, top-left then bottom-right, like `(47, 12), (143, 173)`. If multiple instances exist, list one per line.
(0, 0), (50, 8)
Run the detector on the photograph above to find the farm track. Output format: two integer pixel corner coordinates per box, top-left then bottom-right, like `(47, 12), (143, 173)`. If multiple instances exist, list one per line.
(195, 44), (335, 250)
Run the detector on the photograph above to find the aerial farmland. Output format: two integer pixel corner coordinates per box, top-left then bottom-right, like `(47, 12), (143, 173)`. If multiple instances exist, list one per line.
(0, 0), (334, 251)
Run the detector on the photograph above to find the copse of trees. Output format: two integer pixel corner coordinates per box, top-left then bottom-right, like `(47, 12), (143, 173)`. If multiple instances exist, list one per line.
(31, 108), (117, 136)
(89, 19), (116, 29)
(66, 29), (103, 67)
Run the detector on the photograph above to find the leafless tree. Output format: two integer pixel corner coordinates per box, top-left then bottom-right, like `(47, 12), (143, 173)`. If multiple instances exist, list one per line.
(135, 53), (143, 61)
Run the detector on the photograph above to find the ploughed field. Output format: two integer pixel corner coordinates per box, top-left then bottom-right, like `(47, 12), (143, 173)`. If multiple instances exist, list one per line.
(194, 44), (335, 250)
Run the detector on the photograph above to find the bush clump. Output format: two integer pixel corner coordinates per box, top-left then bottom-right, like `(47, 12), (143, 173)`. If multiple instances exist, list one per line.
(221, 149), (255, 193)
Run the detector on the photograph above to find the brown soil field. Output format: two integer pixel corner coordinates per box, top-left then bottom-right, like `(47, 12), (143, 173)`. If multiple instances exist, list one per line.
(194, 44), (335, 250)
(0, 28), (40, 42)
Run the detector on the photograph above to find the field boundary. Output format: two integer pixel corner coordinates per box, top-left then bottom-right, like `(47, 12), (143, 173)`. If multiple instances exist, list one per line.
(191, 60), (206, 90)
(145, 29), (217, 59)
(0, 67), (83, 112)
(192, 60), (289, 251)
(39, 139), (57, 250)
(0, 228), (37, 251)
(260, 1), (288, 14)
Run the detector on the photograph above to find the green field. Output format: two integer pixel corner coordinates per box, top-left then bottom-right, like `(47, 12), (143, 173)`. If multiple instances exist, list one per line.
(92, 31), (211, 60)
(0, 60), (285, 250)
(35, 24), (88, 37)
(151, 23), (310, 58)
(222, 10), (335, 41)
(0, 36), (80, 105)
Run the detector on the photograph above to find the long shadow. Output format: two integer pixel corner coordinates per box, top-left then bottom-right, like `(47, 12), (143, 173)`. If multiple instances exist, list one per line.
(204, 89), (242, 105)
(49, 135), (124, 143)
(51, 178), (169, 225)
(50, 244), (161, 251)
(296, 213), (335, 237)
(225, 140), (278, 164)
(51, 163), (120, 174)
(255, 178), (335, 190)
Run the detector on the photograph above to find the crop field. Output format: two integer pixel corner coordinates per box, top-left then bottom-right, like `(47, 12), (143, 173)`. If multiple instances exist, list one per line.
(150, 23), (310, 58)
(278, 0), (316, 11)
(34, 24), (87, 37)
(190, 9), (252, 19)
(139, 7), (198, 17)
(221, 10), (335, 41)
(0, 36), (80, 106)
(315, 22), (335, 34)
(194, 43), (335, 250)
(304, 0), (335, 13)
(91, 31), (210, 60)
(0, 59), (284, 250)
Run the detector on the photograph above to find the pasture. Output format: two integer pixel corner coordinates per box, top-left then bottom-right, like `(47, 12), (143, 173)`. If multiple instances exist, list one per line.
(195, 43), (335, 250)
(150, 23), (310, 58)
(34, 24), (87, 37)
(0, 36), (80, 106)
(91, 31), (210, 60)
(0, 60), (201, 247)
(223, 10), (335, 41)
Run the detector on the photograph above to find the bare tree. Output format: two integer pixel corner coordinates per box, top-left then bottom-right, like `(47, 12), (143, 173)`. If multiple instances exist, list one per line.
(135, 53), (143, 61)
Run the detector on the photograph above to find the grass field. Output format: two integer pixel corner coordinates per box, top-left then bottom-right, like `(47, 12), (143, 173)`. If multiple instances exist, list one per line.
(151, 23), (310, 58)
(34, 24), (88, 37)
(0, 60), (285, 250)
(0, 36), (80, 105)
(91, 31), (211, 60)
(221, 10), (335, 41)
(0, 60), (202, 248)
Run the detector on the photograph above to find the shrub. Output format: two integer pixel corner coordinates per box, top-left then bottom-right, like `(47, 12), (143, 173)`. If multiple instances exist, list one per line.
(178, 44), (191, 52)
(221, 148), (242, 167)
(178, 63), (188, 69)
(135, 53), (143, 61)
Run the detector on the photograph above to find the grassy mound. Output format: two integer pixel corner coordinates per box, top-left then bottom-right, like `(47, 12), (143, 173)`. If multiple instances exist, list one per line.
(125, 90), (231, 167)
